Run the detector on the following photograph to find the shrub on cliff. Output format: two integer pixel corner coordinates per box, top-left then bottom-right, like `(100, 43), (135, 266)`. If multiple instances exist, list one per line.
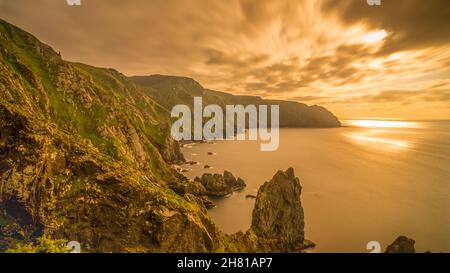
(6, 236), (68, 253)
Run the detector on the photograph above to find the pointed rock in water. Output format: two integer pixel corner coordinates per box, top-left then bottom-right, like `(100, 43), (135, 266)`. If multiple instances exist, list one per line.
(223, 171), (236, 186)
(385, 236), (416, 253)
(236, 178), (246, 190)
(250, 168), (308, 251)
(223, 171), (246, 191)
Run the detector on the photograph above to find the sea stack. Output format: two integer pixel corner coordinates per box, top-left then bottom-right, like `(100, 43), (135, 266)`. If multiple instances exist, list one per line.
(250, 168), (313, 252)
(385, 236), (416, 253)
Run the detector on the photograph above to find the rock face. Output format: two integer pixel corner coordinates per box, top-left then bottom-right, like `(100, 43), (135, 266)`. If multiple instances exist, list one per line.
(194, 171), (246, 197)
(0, 18), (313, 253)
(0, 18), (223, 252)
(250, 168), (309, 252)
(198, 174), (233, 197)
(173, 170), (246, 208)
(385, 236), (416, 253)
(224, 171), (246, 191)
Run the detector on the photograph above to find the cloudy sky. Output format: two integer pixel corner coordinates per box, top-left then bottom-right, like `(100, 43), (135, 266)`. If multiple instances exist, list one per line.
(0, 0), (449, 119)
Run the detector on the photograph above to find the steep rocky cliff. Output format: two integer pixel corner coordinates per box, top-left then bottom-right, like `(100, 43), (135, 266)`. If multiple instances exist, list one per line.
(0, 18), (218, 252)
(0, 19), (312, 253)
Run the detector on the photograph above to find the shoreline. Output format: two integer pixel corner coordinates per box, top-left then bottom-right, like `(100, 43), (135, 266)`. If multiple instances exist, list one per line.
(175, 125), (450, 253)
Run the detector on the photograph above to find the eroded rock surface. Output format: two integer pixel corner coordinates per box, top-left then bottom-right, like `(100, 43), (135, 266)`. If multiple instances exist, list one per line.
(249, 168), (313, 252)
(194, 171), (247, 197)
(385, 236), (416, 253)
(0, 18), (313, 253)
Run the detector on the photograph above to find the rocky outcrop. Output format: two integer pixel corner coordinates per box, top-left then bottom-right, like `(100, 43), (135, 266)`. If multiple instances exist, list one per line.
(217, 168), (314, 253)
(0, 103), (223, 252)
(0, 18), (222, 252)
(169, 170), (246, 209)
(161, 136), (185, 164)
(385, 236), (416, 253)
(249, 168), (313, 252)
(223, 171), (246, 191)
(196, 173), (232, 197)
(194, 171), (247, 197)
(0, 18), (313, 254)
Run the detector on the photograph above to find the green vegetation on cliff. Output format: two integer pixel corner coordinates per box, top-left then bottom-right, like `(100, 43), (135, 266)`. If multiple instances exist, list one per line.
(0, 18), (327, 253)
(6, 236), (69, 253)
(0, 18), (220, 252)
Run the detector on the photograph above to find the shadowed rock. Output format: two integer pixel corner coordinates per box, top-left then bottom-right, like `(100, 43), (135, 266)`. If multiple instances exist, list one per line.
(250, 168), (314, 252)
(194, 171), (247, 197)
(197, 173), (232, 197)
(385, 236), (416, 253)
(224, 171), (246, 191)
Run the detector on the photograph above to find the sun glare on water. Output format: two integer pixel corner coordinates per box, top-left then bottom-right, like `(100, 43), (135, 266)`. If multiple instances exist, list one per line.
(346, 134), (411, 150)
(347, 119), (420, 129)
(343, 119), (420, 151)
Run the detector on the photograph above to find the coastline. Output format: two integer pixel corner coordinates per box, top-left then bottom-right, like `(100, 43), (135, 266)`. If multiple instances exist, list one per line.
(176, 124), (450, 253)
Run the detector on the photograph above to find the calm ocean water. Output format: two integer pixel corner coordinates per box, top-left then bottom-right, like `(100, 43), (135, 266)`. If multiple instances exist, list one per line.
(181, 120), (450, 253)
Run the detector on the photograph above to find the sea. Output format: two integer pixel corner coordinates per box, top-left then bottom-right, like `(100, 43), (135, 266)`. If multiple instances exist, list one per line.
(180, 119), (450, 253)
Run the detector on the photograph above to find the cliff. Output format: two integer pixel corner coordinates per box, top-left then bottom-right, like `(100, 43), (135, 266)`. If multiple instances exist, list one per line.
(0, 18), (218, 252)
(0, 18), (312, 253)
(131, 75), (341, 128)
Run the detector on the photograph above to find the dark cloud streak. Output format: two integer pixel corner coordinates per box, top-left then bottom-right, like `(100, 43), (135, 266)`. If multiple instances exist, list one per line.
(322, 0), (450, 54)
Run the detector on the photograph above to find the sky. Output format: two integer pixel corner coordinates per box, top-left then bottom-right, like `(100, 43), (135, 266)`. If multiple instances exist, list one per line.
(0, 0), (449, 120)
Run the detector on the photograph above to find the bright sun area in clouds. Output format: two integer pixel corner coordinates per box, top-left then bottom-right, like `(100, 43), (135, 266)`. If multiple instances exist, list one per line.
(0, 0), (449, 120)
